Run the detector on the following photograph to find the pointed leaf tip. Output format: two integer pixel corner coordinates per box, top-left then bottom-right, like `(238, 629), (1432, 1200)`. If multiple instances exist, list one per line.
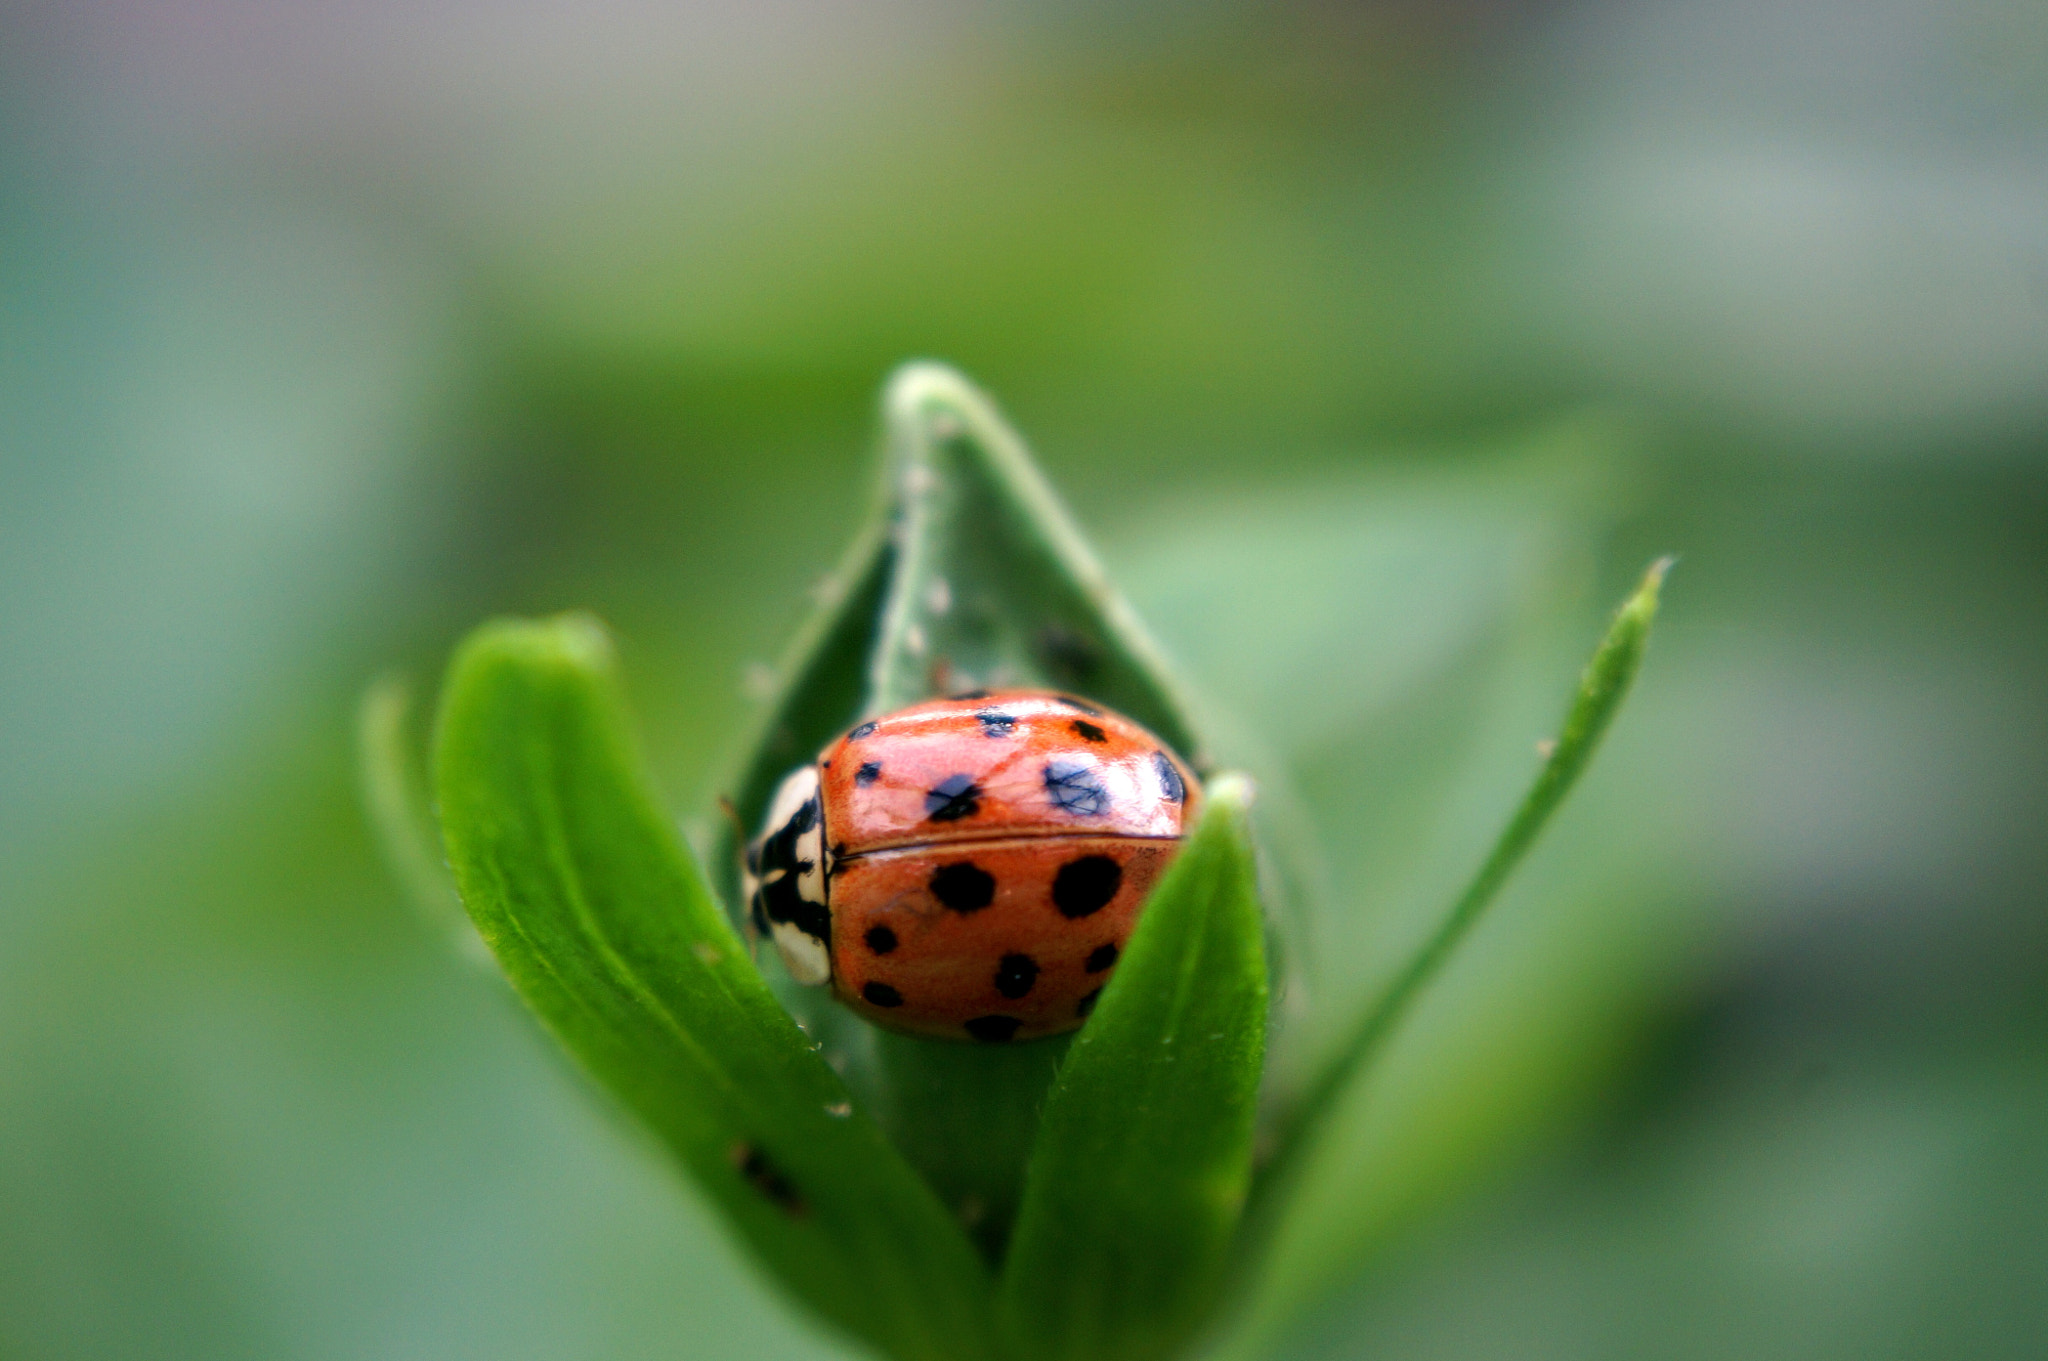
(884, 360), (985, 424)
(1205, 771), (1257, 815)
(868, 361), (1205, 760)
(1618, 554), (1672, 630)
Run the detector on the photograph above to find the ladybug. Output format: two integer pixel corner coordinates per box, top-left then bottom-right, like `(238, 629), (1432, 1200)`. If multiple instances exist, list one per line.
(744, 690), (1201, 1042)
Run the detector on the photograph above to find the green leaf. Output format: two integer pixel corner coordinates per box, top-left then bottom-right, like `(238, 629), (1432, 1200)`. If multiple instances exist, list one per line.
(704, 362), (1221, 1247)
(866, 1030), (1073, 1263)
(433, 614), (998, 1361)
(999, 774), (1268, 1361)
(1260, 556), (1673, 1190)
(865, 363), (1204, 759)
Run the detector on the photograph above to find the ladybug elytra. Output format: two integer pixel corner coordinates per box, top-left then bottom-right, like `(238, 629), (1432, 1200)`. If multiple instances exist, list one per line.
(744, 690), (1201, 1042)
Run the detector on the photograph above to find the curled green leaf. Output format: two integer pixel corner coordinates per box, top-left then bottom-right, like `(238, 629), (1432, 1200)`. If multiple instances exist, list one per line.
(706, 363), (1223, 1246)
(1262, 555), (1673, 1191)
(869, 363), (1203, 758)
(1000, 774), (1268, 1361)
(433, 615), (997, 1361)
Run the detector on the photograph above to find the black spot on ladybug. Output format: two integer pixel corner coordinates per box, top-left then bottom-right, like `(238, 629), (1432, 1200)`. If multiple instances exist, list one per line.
(863, 981), (904, 1008)
(855, 760), (882, 786)
(1052, 695), (1103, 716)
(976, 708), (1017, 738)
(925, 773), (983, 822)
(1086, 942), (1119, 973)
(950, 689), (990, 701)
(1053, 855), (1122, 918)
(995, 953), (1040, 999)
(732, 1142), (805, 1216)
(865, 925), (898, 954)
(1070, 718), (1107, 743)
(1043, 759), (1109, 816)
(828, 842), (849, 875)
(1076, 988), (1102, 1019)
(848, 721), (878, 741)
(1153, 750), (1185, 803)
(966, 1015), (1022, 1043)
(929, 862), (997, 913)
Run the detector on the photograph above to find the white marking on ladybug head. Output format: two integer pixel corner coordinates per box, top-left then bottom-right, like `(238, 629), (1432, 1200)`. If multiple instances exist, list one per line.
(763, 765), (821, 835)
(772, 920), (831, 986)
(761, 765), (829, 910)
(795, 824), (825, 905)
(749, 764), (830, 973)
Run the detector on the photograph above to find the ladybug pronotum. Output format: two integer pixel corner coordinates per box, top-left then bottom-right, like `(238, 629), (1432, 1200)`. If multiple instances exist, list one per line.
(744, 690), (1202, 1042)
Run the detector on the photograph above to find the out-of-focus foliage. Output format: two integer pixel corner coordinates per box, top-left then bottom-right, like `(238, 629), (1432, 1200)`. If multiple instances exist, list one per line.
(2, 2), (2044, 1360)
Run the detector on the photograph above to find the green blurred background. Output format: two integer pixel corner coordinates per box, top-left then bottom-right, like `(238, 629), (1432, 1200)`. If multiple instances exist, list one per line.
(4, 2), (2045, 1358)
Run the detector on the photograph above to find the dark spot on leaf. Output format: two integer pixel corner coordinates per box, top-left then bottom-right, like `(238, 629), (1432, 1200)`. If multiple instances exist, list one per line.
(966, 1015), (1022, 1043)
(1037, 625), (1102, 682)
(950, 689), (990, 701)
(1070, 719), (1107, 743)
(855, 760), (882, 786)
(929, 861), (997, 912)
(731, 1142), (805, 1216)
(848, 721), (877, 741)
(1085, 942), (1119, 973)
(976, 708), (1017, 738)
(1053, 855), (1122, 918)
(1153, 750), (1185, 803)
(863, 981), (904, 1008)
(865, 925), (897, 954)
(1043, 759), (1108, 816)
(1076, 988), (1101, 1019)
(994, 953), (1039, 999)
(925, 773), (983, 821)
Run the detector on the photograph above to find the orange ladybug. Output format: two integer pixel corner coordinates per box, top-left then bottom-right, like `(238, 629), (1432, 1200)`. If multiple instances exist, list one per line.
(744, 690), (1202, 1042)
